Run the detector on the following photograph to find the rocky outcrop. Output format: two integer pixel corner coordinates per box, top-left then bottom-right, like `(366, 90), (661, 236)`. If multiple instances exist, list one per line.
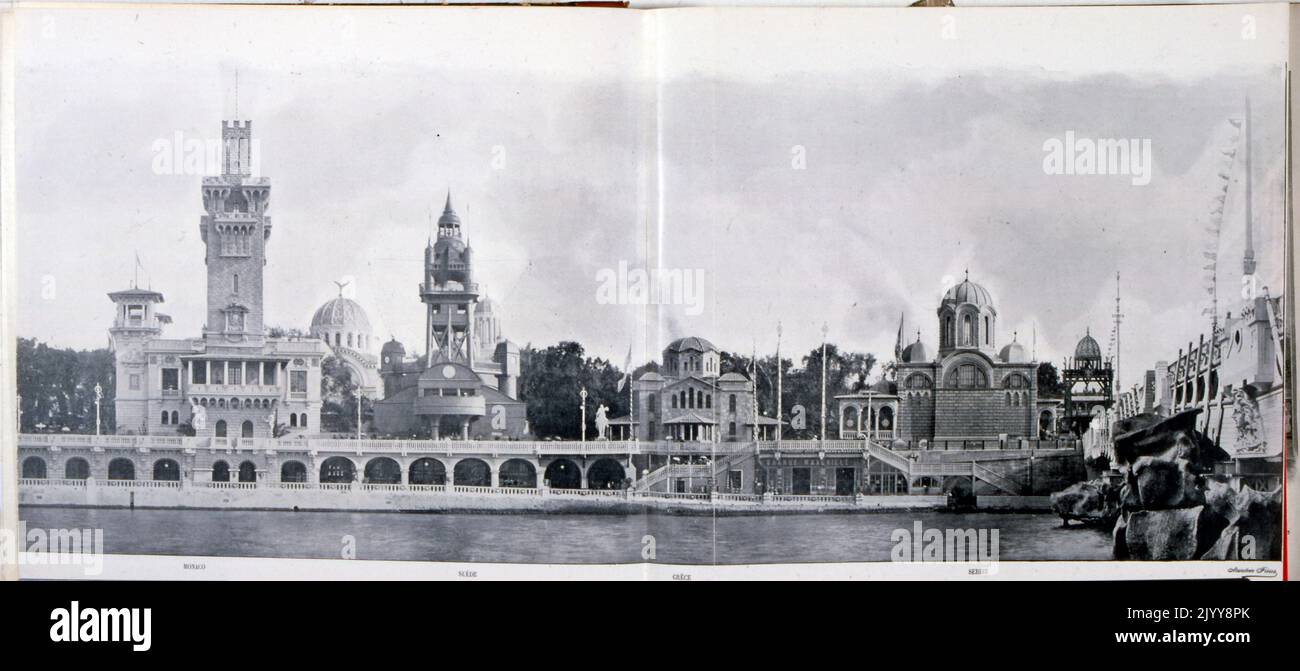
(1058, 409), (1280, 560)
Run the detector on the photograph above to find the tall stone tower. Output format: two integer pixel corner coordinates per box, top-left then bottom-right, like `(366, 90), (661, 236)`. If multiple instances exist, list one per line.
(421, 192), (478, 365)
(200, 120), (271, 344)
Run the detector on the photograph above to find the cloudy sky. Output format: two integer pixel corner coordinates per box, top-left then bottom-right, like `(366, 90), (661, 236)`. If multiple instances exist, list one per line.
(16, 5), (1288, 391)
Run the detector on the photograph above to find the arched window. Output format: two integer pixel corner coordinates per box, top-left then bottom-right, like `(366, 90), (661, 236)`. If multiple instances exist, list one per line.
(648, 393), (658, 414)
(670, 394), (677, 409)
(299, 413), (308, 429)
(290, 414), (298, 427)
(171, 410), (179, 424)
(944, 316), (953, 346)
(64, 457), (89, 480)
(705, 394), (712, 409)
(242, 420), (254, 438)
(984, 316), (990, 345)
(729, 394), (737, 412)
(348, 333), (354, 348)
(335, 333), (341, 347)
(22, 456), (46, 479)
(215, 420), (227, 437)
(963, 315), (974, 345)
(212, 461), (231, 482)
(161, 411), (170, 425)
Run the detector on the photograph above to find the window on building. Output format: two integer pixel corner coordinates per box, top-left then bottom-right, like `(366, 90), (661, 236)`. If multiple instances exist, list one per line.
(161, 411), (170, 425)
(335, 333), (341, 347)
(299, 413), (308, 429)
(348, 333), (354, 348)
(211, 363), (225, 385)
(171, 411), (179, 425)
(728, 421), (736, 437)
(729, 394), (737, 412)
(161, 368), (179, 391)
(129, 374), (140, 390)
(705, 394), (712, 409)
(984, 316), (990, 345)
(670, 394), (677, 409)
(192, 362), (207, 384)
(263, 362), (276, 386)
(648, 393), (657, 415)
(127, 305), (144, 326)
(233, 274), (239, 294)
(229, 365), (242, 385)
(246, 362), (260, 385)
(290, 370), (307, 394)
(290, 414), (298, 427)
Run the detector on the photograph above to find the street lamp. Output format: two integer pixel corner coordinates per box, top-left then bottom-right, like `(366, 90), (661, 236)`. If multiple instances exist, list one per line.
(353, 388), (363, 440)
(579, 387), (588, 442)
(93, 383), (103, 436)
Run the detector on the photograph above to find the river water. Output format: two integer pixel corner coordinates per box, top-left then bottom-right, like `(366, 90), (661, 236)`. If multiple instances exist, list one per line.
(20, 506), (1114, 564)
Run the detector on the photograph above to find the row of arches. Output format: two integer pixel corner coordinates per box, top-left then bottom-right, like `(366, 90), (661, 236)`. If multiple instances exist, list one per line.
(22, 456), (183, 481)
(193, 397), (278, 410)
(312, 456), (627, 489)
(22, 455), (631, 490)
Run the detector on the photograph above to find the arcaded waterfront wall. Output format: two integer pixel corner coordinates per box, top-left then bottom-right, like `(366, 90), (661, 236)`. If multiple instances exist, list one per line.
(17, 481), (960, 514)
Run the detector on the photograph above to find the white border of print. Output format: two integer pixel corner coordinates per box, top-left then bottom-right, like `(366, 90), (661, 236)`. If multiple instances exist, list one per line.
(18, 553), (1285, 581)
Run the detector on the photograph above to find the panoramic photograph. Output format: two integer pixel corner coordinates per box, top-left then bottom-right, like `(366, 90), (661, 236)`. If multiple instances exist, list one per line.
(8, 5), (1288, 574)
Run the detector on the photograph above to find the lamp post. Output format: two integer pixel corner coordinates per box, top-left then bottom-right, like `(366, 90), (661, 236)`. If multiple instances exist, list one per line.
(94, 383), (103, 436)
(820, 323), (828, 443)
(353, 388), (363, 440)
(579, 387), (588, 443)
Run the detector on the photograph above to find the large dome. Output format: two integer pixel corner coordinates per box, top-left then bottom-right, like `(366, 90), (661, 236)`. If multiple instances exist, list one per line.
(311, 297), (372, 334)
(999, 339), (1028, 363)
(901, 339), (929, 363)
(311, 296), (374, 352)
(1075, 332), (1102, 361)
(942, 278), (995, 307)
(666, 336), (717, 353)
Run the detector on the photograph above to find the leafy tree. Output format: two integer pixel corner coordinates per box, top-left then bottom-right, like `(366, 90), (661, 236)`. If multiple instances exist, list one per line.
(520, 342), (628, 439)
(16, 338), (115, 434)
(319, 356), (372, 434)
(1037, 362), (1065, 398)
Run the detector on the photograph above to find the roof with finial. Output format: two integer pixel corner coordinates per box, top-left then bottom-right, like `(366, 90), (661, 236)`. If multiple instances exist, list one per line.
(901, 331), (929, 363)
(310, 285), (372, 335)
(941, 270), (995, 308)
(999, 331), (1027, 363)
(1075, 328), (1102, 360)
(437, 190), (462, 237)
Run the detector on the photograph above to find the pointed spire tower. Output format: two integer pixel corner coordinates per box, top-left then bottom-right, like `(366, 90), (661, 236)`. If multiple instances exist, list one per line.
(421, 189), (478, 366)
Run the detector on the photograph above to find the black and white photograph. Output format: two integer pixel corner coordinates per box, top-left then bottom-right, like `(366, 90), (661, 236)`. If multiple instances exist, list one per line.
(0, 2), (1292, 581)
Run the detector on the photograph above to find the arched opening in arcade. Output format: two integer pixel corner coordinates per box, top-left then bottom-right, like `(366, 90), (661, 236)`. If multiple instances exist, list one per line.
(364, 457), (402, 484)
(153, 459), (180, 481)
(408, 458), (446, 486)
(64, 457), (90, 480)
(453, 458), (491, 487)
(280, 461), (308, 483)
(544, 459), (581, 489)
(587, 458), (626, 490)
(320, 457), (356, 483)
(108, 458), (135, 480)
(21, 456), (46, 479)
(212, 461), (231, 482)
(238, 461), (257, 483)
(1039, 411), (1055, 438)
(498, 459), (537, 488)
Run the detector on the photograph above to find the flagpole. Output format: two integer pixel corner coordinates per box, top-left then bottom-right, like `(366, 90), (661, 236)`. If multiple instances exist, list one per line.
(776, 322), (783, 443)
(820, 323), (828, 444)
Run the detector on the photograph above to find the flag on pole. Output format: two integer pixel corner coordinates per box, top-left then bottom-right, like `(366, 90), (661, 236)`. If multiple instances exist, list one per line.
(617, 344), (633, 392)
(893, 311), (905, 360)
